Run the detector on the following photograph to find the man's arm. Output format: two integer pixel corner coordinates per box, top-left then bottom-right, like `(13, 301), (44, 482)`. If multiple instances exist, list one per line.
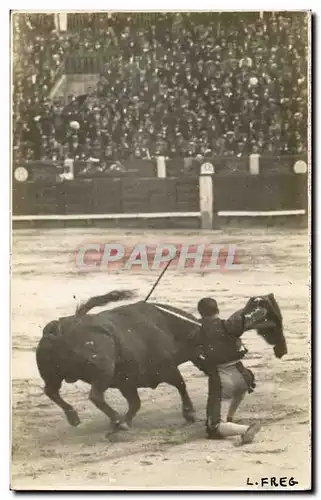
(224, 312), (244, 338)
(224, 314), (248, 357)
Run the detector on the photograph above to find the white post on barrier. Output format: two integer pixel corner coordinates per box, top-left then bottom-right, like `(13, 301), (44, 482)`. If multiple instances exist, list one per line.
(199, 162), (215, 230)
(64, 158), (74, 180)
(156, 156), (166, 178)
(249, 154), (260, 175)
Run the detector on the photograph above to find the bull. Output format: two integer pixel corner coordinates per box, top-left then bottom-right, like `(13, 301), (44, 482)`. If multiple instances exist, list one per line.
(36, 290), (287, 433)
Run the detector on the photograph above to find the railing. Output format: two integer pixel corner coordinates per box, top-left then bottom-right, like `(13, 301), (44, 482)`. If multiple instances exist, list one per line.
(65, 12), (266, 32)
(12, 154), (308, 182)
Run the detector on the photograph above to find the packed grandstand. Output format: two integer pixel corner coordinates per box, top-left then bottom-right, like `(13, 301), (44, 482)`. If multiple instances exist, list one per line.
(13, 12), (308, 165)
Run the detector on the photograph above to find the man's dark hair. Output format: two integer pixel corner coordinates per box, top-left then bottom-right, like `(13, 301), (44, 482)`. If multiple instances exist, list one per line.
(197, 297), (219, 317)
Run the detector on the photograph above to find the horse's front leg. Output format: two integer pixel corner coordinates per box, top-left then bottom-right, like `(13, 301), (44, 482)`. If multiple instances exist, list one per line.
(118, 384), (141, 427)
(89, 382), (129, 432)
(162, 366), (196, 423)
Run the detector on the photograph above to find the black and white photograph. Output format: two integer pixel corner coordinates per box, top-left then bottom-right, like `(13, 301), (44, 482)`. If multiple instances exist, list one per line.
(10, 10), (311, 491)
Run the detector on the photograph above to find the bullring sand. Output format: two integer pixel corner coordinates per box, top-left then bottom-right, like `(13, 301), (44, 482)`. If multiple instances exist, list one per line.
(11, 228), (310, 490)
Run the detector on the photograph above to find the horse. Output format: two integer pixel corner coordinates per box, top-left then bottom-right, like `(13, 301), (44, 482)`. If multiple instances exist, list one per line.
(36, 290), (286, 435)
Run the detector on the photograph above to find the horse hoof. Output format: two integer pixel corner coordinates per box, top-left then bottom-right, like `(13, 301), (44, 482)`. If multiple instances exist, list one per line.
(112, 420), (130, 432)
(66, 410), (80, 427)
(184, 411), (196, 424)
(118, 421), (130, 431)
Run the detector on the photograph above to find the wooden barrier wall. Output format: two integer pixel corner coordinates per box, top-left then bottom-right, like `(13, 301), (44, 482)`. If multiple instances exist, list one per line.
(214, 172), (308, 212)
(12, 177), (200, 217)
(12, 153), (308, 227)
(12, 172), (307, 225)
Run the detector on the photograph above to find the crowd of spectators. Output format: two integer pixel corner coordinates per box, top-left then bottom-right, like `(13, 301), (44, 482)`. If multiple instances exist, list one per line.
(13, 12), (308, 164)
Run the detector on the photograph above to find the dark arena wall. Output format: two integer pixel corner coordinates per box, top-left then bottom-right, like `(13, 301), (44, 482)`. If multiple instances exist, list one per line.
(12, 155), (308, 229)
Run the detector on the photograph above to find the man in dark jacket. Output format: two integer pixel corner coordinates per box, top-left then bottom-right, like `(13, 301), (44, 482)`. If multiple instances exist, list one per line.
(197, 297), (261, 444)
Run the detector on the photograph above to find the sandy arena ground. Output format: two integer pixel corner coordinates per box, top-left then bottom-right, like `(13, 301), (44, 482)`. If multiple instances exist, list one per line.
(11, 227), (310, 491)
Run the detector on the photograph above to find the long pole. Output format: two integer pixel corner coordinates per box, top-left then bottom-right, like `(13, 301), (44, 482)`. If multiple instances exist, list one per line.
(144, 257), (175, 302)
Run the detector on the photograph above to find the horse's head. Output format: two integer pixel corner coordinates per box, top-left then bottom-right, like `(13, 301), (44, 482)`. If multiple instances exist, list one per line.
(243, 293), (287, 359)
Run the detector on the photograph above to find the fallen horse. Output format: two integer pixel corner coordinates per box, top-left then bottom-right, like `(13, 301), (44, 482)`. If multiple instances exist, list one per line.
(36, 290), (287, 434)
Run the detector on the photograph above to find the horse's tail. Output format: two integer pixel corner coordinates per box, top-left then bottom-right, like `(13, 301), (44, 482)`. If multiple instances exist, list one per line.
(75, 289), (136, 317)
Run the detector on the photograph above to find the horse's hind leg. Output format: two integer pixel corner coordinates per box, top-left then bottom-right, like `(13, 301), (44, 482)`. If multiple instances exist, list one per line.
(118, 385), (141, 427)
(89, 382), (129, 431)
(44, 379), (80, 427)
(37, 346), (80, 426)
(162, 367), (196, 423)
